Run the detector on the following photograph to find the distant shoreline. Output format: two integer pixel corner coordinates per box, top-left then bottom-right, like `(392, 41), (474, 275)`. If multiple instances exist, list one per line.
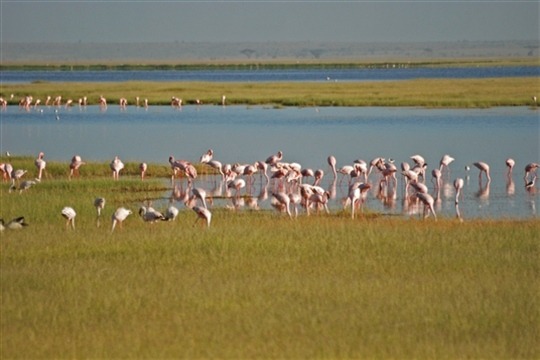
(1, 58), (539, 70)
(2, 40), (538, 65)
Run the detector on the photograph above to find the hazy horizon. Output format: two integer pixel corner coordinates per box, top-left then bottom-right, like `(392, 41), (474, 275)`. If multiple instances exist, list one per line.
(2, 1), (538, 44)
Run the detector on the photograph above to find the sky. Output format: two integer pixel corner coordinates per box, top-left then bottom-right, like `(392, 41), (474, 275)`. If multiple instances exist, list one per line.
(1, 0), (538, 44)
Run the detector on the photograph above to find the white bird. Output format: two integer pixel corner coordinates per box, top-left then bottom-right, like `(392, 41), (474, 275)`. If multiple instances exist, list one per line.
(453, 178), (464, 204)
(454, 178), (465, 221)
(228, 178), (246, 197)
(328, 155), (337, 179)
(416, 192), (437, 220)
(69, 155), (86, 180)
(192, 206), (212, 227)
(271, 191), (292, 218)
(439, 154), (455, 172)
(191, 187), (208, 209)
(1, 216), (28, 230)
(505, 158), (515, 176)
(110, 156), (124, 180)
(61, 206), (77, 229)
(265, 151), (283, 166)
(348, 182), (371, 219)
(199, 149), (213, 163)
(111, 207), (132, 232)
(139, 162), (147, 181)
(473, 161), (491, 183)
(35, 151), (46, 181)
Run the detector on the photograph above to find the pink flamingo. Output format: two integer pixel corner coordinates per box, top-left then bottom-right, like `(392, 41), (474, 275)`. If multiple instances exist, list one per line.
(473, 161), (491, 183)
(69, 155), (86, 180)
(139, 162), (147, 181)
(192, 206), (212, 227)
(61, 206), (77, 230)
(35, 152), (46, 181)
(110, 156), (124, 180)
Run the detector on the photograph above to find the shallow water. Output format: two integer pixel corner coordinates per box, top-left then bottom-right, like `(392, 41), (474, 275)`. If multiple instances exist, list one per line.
(2, 66), (538, 83)
(1, 105), (538, 220)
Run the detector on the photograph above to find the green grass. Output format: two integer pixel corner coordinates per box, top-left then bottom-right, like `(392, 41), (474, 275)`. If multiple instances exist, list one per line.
(1, 157), (539, 358)
(2, 77), (539, 108)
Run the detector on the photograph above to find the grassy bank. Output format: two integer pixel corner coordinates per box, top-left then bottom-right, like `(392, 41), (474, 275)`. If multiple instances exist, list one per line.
(1, 157), (539, 358)
(2, 77), (539, 108)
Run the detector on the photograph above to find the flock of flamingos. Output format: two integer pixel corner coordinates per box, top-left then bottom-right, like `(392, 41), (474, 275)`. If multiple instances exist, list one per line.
(1, 145), (539, 232)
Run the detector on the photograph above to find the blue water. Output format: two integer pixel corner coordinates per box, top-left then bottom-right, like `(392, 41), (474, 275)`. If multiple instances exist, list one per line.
(1, 66), (538, 83)
(1, 105), (538, 220)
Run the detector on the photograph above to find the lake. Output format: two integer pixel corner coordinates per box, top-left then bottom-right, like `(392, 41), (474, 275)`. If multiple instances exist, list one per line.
(1, 104), (538, 220)
(1, 66), (538, 83)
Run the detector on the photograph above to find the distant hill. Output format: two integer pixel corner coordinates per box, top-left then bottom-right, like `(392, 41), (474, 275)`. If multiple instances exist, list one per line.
(1, 40), (537, 64)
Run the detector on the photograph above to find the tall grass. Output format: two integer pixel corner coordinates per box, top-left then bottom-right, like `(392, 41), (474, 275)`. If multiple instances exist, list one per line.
(1, 159), (539, 358)
(2, 77), (538, 108)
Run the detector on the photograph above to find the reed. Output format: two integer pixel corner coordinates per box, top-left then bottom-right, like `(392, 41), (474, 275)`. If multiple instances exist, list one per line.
(2, 77), (538, 108)
(1, 157), (539, 359)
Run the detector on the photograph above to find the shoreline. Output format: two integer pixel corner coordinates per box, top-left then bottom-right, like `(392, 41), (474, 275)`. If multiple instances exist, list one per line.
(2, 77), (538, 108)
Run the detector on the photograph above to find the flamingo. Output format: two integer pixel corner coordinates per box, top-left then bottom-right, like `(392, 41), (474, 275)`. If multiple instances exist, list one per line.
(110, 156), (124, 180)
(265, 151), (283, 166)
(439, 154), (455, 172)
(524, 163), (539, 184)
(431, 169), (442, 191)
(416, 192), (437, 220)
(35, 152), (46, 181)
(111, 207), (132, 232)
(99, 95), (107, 107)
(505, 158), (515, 177)
(454, 178), (464, 221)
(192, 206), (212, 227)
(221, 95), (226, 106)
(61, 206), (77, 229)
(199, 149), (214, 163)
(473, 161), (491, 183)
(139, 162), (148, 181)
(228, 178), (246, 197)
(328, 155), (337, 179)
(69, 155), (86, 180)
(348, 182), (371, 219)
(271, 191), (292, 218)
(453, 178), (464, 204)
(313, 169), (324, 186)
(205, 160), (225, 180)
(191, 187), (208, 209)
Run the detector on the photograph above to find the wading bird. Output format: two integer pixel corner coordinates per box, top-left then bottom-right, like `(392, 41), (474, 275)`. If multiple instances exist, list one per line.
(111, 207), (132, 232)
(416, 192), (437, 220)
(439, 154), (455, 173)
(473, 161), (491, 183)
(505, 158), (515, 177)
(69, 155), (86, 180)
(61, 206), (77, 229)
(110, 156), (124, 180)
(192, 206), (212, 227)
(139, 162), (147, 181)
(35, 152), (46, 181)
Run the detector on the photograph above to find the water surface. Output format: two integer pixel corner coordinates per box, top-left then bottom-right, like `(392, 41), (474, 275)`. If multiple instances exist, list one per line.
(1, 105), (538, 220)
